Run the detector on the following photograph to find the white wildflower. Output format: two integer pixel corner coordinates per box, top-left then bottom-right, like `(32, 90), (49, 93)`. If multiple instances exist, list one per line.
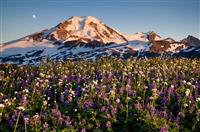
(127, 97), (131, 101)
(137, 96), (142, 100)
(185, 89), (190, 97)
(45, 79), (49, 83)
(152, 88), (157, 93)
(170, 85), (175, 89)
(116, 98), (120, 103)
(24, 117), (29, 122)
(184, 103), (188, 107)
(43, 101), (47, 106)
(39, 73), (45, 78)
(182, 80), (186, 84)
(46, 75), (51, 78)
(196, 98), (200, 102)
(149, 96), (154, 100)
(0, 92), (3, 96)
(33, 114), (40, 119)
(22, 89), (29, 93)
(69, 90), (75, 96)
(192, 85), (196, 88)
(93, 80), (98, 85)
(0, 104), (5, 108)
(17, 106), (25, 111)
(110, 90), (115, 95)
(36, 82), (39, 87)
(3, 99), (8, 103)
(187, 82), (192, 86)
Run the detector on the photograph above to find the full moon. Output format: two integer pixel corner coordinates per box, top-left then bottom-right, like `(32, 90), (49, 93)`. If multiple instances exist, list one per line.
(32, 14), (36, 19)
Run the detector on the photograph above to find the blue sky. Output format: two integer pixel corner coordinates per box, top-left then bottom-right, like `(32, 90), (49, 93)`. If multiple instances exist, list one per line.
(0, 0), (199, 43)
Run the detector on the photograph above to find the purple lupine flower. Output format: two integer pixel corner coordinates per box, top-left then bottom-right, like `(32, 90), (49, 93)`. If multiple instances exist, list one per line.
(189, 104), (195, 113)
(173, 81), (178, 89)
(159, 124), (168, 132)
(134, 102), (141, 111)
(167, 85), (174, 95)
(159, 96), (169, 109)
(149, 82), (156, 90)
(24, 117), (30, 126)
(80, 119), (86, 126)
(75, 87), (82, 97)
(58, 116), (62, 126)
(173, 91), (181, 103)
(119, 103), (124, 110)
(106, 85), (111, 93)
(149, 106), (156, 117)
(43, 122), (48, 131)
(100, 106), (106, 112)
(119, 86), (125, 94)
(46, 88), (53, 98)
(111, 107), (117, 115)
(96, 71), (102, 80)
(96, 122), (101, 128)
(51, 105), (62, 126)
(128, 89), (136, 96)
(9, 117), (15, 128)
(64, 101), (69, 108)
(60, 92), (64, 102)
(161, 111), (168, 120)
(178, 112), (185, 118)
(84, 100), (93, 109)
(81, 128), (86, 132)
(176, 74), (182, 81)
(106, 121), (111, 128)
(106, 113), (111, 119)
(30, 114), (41, 126)
(20, 95), (29, 107)
(67, 96), (73, 102)
(175, 123), (180, 129)
(65, 116), (71, 127)
(9, 109), (20, 128)
(127, 76), (132, 86)
(0, 94), (3, 102)
(40, 112), (48, 120)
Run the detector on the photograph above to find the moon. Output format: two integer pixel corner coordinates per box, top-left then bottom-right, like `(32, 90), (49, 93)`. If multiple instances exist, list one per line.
(32, 14), (36, 19)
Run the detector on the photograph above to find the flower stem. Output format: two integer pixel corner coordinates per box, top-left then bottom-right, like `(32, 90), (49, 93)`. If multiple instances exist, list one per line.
(25, 121), (27, 132)
(14, 110), (21, 132)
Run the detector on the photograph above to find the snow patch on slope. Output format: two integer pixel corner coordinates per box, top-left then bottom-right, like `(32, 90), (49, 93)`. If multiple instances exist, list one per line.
(166, 43), (186, 52)
(126, 40), (150, 51)
(125, 32), (149, 42)
(0, 39), (56, 56)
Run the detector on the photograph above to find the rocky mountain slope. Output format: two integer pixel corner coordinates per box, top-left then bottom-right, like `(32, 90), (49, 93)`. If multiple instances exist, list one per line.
(0, 16), (199, 65)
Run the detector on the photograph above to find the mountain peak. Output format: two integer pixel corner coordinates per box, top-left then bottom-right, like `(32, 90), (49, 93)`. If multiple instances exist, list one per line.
(181, 35), (200, 47)
(147, 31), (162, 41)
(68, 16), (101, 23)
(51, 16), (127, 43)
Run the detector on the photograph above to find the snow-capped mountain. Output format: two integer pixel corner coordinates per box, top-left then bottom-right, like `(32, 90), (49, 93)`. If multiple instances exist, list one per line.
(0, 16), (199, 65)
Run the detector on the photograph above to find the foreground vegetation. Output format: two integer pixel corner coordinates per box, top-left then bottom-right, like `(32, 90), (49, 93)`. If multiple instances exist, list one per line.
(0, 58), (200, 131)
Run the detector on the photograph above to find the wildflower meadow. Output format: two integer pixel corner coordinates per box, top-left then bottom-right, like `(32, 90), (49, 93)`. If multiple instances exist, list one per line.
(0, 58), (200, 131)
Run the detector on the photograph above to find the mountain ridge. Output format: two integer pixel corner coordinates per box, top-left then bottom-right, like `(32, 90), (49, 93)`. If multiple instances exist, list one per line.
(1, 16), (200, 65)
